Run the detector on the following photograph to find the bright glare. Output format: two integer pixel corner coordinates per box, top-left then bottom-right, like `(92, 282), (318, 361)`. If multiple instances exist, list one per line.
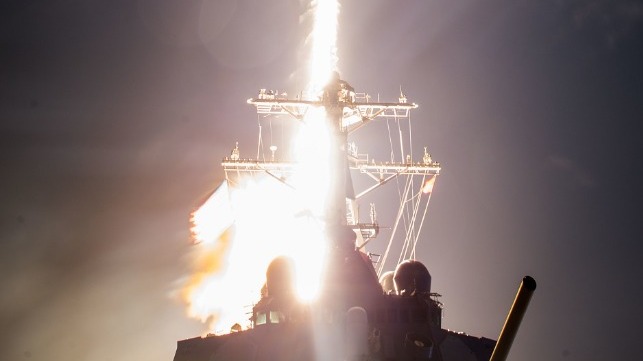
(182, 0), (340, 334)
(184, 177), (329, 333)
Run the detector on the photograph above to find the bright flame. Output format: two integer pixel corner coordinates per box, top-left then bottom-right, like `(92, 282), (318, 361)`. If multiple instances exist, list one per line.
(184, 178), (328, 332)
(291, 107), (334, 218)
(190, 181), (233, 245)
(182, 0), (341, 334)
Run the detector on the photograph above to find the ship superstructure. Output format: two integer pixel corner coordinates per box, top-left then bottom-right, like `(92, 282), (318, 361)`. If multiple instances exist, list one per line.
(173, 76), (536, 361)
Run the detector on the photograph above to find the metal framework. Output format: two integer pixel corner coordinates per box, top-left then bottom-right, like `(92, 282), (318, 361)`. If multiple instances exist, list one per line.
(225, 89), (441, 254)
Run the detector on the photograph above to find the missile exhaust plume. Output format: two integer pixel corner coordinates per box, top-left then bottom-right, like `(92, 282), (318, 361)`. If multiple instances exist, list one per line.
(180, 0), (341, 334)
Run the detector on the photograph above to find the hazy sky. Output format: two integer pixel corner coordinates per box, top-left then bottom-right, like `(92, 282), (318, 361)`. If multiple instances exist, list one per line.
(2, 1), (643, 361)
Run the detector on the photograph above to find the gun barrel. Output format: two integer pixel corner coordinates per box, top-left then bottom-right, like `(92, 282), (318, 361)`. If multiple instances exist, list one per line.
(489, 276), (537, 361)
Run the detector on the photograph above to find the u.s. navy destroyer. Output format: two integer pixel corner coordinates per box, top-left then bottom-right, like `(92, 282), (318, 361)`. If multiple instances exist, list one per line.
(172, 71), (536, 361)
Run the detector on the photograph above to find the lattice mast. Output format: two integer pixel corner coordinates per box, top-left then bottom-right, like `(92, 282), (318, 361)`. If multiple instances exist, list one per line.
(225, 76), (441, 266)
